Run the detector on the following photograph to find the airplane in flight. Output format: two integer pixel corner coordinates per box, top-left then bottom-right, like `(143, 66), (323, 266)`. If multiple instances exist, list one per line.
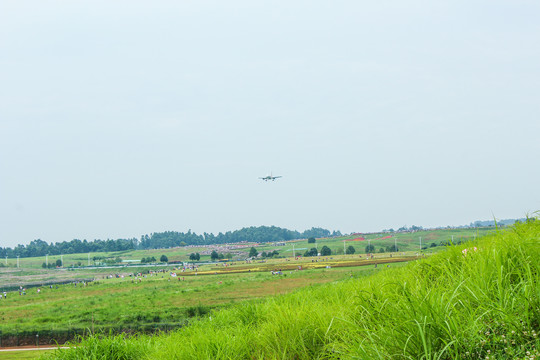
(259, 172), (282, 181)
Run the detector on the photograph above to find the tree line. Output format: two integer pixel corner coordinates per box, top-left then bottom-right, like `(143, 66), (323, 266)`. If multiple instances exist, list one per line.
(0, 226), (341, 258)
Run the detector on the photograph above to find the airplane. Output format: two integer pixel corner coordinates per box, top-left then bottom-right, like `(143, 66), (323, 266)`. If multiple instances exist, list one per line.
(259, 172), (282, 181)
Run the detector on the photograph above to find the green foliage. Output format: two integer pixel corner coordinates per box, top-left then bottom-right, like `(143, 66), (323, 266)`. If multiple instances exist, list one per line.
(365, 244), (375, 253)
(160, 255), (168, 263)
(58, 220), (540, 360)
(189, 253), (200, 261)
(303, 248), (318, 257)
(0, 226), (339, 259)
(137, 226), (336, 250)
(386, 244), (398, 252)
(56, 259), (62, 267)
(346, 245), (356, 254)
(261, 250), (279, 258)
(248, 247), (258, 258)
(185, 304), (211, 318)
(307, 237), (316, 244)
(41, 333), (153, 360)
(320, 245), (331, 256)
(210, 251), (219, 261)
(141, 257), (156, 264)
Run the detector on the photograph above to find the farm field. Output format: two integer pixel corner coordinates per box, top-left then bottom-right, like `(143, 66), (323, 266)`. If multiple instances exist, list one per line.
(0, 227), (495, 348)
(1, 227), (494, 272)
(0, 259), (407, 338)
(40, 220), (540, 360)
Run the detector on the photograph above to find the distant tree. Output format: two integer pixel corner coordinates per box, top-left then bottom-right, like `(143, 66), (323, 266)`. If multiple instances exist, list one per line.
(378, 247), (385, 253)
(386, 244), (398, 252)
(195, 253), (200, 261)
(42, 262), (47, 268)
(143, 256), (156, 263)
(346, 245), (356, 255)
(365, 244), (375, 254)
(55, 259), (62, 267)
(210, 250), (219, 261)
(307, 237), (316, 244)
(430, 242), (437, 248)
(320, 246), (331, 256)
(1, 225), (344, 256)
(249, 247), (258, 258)
(160, 255), (168, 263)
(303, 248), (318, 257)
(303, 227), (331, 239)
(218, 253), (224, 260)
(261, 251), (267, 258)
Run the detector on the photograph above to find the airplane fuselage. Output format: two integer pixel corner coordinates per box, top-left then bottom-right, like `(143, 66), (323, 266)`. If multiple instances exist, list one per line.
(260, 174), (282, 181)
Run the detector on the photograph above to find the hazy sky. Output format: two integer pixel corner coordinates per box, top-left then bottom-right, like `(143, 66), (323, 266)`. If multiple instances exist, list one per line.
(1, 1), (539, 248)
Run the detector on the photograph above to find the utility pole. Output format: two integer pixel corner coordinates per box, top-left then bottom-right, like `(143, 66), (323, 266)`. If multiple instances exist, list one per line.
(419, 237), (422, 251)
(368, 239), (371, 253)
(5, 256), (7, 266)
(451, 235), (454, 244)
(343, 240), (346, 255)
(46, 254), (48, 266)
(17, 255), (19, 268)
(395, 237), (398, 252)
(292, 244), (295, 258)
(88, 253), (90, 266)
(61, 255), (63, 267)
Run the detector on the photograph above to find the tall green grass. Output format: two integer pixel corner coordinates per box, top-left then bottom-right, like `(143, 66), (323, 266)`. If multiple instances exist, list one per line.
(43, 220), (540, 359)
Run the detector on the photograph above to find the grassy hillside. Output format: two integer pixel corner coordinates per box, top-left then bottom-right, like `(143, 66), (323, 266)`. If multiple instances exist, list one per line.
(4, 227), (492, 271)
(0, 266), (388, 335)
(42, 220), (539, 359)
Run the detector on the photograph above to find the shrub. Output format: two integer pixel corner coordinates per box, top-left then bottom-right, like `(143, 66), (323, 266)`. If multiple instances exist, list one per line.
(320, 245), (331, 256)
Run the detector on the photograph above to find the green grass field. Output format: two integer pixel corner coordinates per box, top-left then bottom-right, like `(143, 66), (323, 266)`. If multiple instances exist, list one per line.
(37, 220), (539, 359)
(0, 227), (495, 340)
(1, 259), (407, 336)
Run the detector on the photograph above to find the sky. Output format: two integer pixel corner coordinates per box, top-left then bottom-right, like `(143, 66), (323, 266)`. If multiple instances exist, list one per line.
(1, 1), (539, 248)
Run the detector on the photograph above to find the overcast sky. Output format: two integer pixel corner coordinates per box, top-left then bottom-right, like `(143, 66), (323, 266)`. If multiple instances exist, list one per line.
(1, 1), (539, 248)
